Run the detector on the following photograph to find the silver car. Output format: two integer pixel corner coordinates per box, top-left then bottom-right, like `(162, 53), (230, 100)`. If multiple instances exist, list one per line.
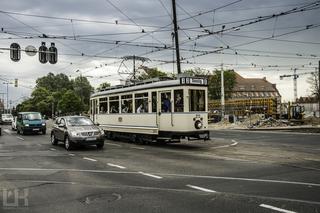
(50, 116), (105, 150)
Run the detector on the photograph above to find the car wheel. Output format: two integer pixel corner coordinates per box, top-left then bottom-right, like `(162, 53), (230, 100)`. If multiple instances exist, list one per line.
(42, 130), (46, 135)
(64, 136), (73, 151)
(96, 143), (104, 149)
(17, 128), (20, 134)
(51, 133), (58, 145)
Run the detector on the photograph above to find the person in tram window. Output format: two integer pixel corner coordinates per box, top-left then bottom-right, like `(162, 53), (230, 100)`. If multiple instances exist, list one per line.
(175, 93), (183, 112)
(137, 104), (144, 113)
(163, 94), (171, 112)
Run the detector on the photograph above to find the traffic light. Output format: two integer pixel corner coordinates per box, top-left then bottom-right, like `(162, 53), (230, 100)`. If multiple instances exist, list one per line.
(48, 42), (58, 64)
(39, 42), (48, 64)
(14, 78), (18, 87)
(10, 43), (21, 62)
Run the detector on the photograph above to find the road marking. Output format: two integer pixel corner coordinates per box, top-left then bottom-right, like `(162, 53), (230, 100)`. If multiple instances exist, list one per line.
(186, 184), (217, 193)
(16, 137), (24, 141)
(139, 172), (163, 179)
(106, 143), (122, 147)
(3, 129), (12, 135)
(37, 144), (42, 146)
(7, 180), (77, 185)
(83, 157), (97, 162)
(107, 163), (126, 169)
(210, 139), (239, 149)
(50, 148), (56, 151)
(69, 153), (75, 156)
(131, 146), (145, 150)
(259, 204), (296, 213)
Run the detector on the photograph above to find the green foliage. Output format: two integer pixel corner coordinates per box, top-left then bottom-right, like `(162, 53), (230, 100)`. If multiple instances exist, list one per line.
(18, 73), (94, 116)
(209, 70), (236, 100)
(97, 82), (111, 91)
(137, 66), (168, 80)
(182, 67), (210, 76)
(58, 90), (83, 114)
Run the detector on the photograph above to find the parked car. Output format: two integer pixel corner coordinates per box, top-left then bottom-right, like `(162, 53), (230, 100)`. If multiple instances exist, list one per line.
(11, 116), (17, 130)
(0, 126), (2, 136)
(1, 114), (14, 124)
(51, 116), (105, 150)
(16, 112), (46, 135)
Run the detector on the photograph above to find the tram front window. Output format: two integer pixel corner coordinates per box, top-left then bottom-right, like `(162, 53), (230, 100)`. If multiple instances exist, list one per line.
(190, 90), (205, 112)
(109, 96), (119, 113)
(174, 90), (183, 112)
(161, 92), (171, 113)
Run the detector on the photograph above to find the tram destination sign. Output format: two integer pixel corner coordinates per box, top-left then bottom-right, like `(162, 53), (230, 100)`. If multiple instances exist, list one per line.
(180, 77), (208, 86)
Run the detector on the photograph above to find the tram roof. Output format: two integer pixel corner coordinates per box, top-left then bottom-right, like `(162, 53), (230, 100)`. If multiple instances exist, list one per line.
(91, 76), (208, 98)
(91, 78), (180, 98)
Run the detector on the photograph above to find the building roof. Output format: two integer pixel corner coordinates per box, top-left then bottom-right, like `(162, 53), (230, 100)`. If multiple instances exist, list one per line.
(233, 72), (279, 93)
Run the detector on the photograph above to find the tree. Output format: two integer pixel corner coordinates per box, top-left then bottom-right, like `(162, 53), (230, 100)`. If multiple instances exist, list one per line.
(137, 66), (168, 80)
(308, 72), (320, 100)
(97, 82), (111, 91)
(57, 90), (83, 114)
(182, 67), (211, 76)
(36, 73), (72, 92)
(72, 76), (94, 111)
(208, 70), (236, 100)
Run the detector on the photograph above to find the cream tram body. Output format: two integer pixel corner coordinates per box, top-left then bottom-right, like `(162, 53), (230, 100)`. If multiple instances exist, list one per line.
(90, 77), (210, 142)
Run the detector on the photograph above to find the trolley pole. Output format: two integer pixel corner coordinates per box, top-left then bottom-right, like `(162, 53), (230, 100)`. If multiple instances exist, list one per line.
(221, 64), (225, 119)
(133, 55), (136, 81)
(172, 0), (181, 74)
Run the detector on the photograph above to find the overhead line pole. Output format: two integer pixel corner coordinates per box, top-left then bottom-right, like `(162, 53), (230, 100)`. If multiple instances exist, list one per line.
(172, 0), (181, 74)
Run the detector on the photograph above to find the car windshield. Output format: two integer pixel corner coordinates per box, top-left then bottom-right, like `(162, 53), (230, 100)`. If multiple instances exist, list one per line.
(23, 113), (42, 120)
(66, 117), (94, 126)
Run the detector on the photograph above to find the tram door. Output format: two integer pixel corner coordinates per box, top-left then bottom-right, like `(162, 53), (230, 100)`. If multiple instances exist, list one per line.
(158, 91), (172, 129)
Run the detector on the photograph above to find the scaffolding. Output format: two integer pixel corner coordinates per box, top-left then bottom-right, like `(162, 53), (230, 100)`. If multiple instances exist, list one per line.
(209, 98), (278, 117)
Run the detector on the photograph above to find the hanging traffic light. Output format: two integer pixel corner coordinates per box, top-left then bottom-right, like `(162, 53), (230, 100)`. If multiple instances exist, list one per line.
(39, 42), (48, 64)
(48, 42), (58, 64)
(14, 78), (18, 87)
(10, 43), (21, 62)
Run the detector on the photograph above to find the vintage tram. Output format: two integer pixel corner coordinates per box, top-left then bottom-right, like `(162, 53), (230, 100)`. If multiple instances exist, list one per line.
(90, 76), (210, 143)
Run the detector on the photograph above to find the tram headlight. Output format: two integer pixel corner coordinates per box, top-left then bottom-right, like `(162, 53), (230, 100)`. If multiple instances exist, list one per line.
(194, 120), (203, 129)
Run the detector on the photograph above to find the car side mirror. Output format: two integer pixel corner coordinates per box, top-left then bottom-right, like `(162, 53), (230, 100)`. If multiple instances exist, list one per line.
(95, 123), (100, 126)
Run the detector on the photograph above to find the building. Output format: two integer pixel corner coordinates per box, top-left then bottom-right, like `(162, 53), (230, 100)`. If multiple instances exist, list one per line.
(209, 72), (282, 118)
(295, 96), (319, 117)
(0, 99), (4, 113)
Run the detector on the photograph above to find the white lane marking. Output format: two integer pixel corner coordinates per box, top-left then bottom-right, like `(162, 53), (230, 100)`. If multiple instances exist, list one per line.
(3, 129), (12, 135)
(107, 163), (126, 169)
(131, 146), (145, 150)
(259, 204), (297, 213)
(210, 139), (239, 149)
(149, 173), (320, 187)
(83, 157), (97, 162)
(16, 137), (25, 141)
(106, 143), (122, 147)
(37, 144), (42, 146)
(69, 153), (75, 156)
(186, 184), (217, 193)
(139, 172), (163, 179)
(50, 148), (56, 151)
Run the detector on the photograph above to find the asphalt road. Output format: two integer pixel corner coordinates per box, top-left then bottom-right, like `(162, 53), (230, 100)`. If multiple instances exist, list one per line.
(0, 125), (320, 213)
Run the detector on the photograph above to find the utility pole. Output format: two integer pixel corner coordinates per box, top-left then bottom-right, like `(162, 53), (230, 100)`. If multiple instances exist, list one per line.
(293, 68), (298, 102)
(133, 55), (136, 81)
(221, 64), (225, 119)
(172, 0), (181, 74)
(318, 60), (320, 117)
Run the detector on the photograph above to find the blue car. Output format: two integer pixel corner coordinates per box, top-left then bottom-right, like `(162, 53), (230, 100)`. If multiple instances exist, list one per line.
(16, 112), (46, 135)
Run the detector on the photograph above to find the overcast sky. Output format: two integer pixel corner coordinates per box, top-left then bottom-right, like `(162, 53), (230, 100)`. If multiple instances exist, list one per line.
(0, 0), (319, 106)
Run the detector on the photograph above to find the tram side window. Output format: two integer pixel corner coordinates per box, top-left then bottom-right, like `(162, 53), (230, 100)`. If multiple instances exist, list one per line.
(152, 92), (157, 112)
(161, 92), (171, 113)
(99, 97), (108, 114)
(190, 90), (205, 112)
(135, 93), (148, 113)
(121, 95), (133, 113)
(174, 90), (183, 112)
(109, 96), (119, 113)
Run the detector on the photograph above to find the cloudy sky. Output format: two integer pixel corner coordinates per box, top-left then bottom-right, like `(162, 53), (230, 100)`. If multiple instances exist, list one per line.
(0, 0), (319, 107)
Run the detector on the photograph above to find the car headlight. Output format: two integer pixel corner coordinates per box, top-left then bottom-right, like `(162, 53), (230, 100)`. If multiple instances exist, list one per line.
(24, 124), (29, 127)
(42, 123), (46, 126)
(194, 120), (203, 129)
(70, 131), (81, 137)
